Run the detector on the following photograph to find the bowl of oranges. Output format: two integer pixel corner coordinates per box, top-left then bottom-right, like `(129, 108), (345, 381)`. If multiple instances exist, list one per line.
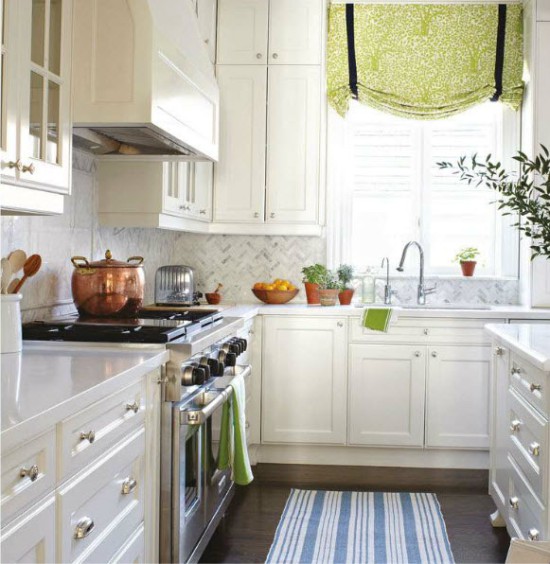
(252, 279), (299, 304)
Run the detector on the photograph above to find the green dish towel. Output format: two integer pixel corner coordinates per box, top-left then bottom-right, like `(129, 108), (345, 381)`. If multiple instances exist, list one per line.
(218, 372), (254, 486)
(362, 307), (394, 332)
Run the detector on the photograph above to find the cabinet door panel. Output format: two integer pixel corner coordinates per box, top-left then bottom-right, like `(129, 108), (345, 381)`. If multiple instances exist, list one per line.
(268, 0), (322, 64)
(266, 65), (320, 224)
(262, 317), (347, 444)
(349, 344), (426, 447)
(217, 0), (268, 64)
(214, 65), (266, 222)
(197, 0), (217, 64)
(426, 345), (491, 449)
(192, 161), (213, 221)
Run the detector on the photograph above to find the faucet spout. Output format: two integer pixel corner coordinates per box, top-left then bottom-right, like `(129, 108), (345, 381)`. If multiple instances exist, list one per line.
(396, 241), (434, 305)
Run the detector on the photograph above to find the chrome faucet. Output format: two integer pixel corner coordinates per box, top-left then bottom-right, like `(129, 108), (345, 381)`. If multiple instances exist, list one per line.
(381, 257), (392, 304)
(396, 241), (436, 305)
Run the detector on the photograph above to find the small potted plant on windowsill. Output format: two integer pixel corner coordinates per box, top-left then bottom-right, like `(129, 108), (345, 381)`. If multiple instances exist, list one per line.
(453, 247), (480, 277)
(301, 264), (327, 305)
(318, 270), (340, 306)
(337, 264), (355, 305)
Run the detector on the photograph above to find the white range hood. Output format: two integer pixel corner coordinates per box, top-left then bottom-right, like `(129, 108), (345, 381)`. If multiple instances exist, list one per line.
(72, 0), (219, 160)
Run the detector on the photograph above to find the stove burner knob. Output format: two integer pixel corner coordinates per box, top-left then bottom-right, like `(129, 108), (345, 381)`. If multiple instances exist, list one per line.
(207, 358), (224, 376)
(182, 365), (207, 386)
(225, 352), (237, 367)
(237, 338), (247, 353)
(228, 343), (241, 355)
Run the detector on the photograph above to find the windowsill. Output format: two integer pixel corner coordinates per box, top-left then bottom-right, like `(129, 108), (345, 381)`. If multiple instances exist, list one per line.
(370, 274), (519, 282)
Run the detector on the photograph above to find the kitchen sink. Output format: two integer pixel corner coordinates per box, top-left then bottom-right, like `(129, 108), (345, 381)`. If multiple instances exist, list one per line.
(400, 304), (492, 310)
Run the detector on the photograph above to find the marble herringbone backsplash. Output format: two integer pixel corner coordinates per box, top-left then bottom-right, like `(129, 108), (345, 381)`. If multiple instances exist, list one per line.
(0, 150), (520, 319)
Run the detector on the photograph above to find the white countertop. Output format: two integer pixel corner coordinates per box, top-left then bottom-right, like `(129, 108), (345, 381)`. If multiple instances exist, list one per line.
(485, 323), (550, 371)
(1, 343), (168, 448)
(220, 303), (550, 320)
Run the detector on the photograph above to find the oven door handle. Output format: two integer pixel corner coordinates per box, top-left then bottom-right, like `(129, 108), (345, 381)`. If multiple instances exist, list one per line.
(180, 388), (233, 426)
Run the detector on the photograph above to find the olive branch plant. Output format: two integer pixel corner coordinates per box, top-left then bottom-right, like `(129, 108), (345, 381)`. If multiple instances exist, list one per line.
(437, 145), (550, 260)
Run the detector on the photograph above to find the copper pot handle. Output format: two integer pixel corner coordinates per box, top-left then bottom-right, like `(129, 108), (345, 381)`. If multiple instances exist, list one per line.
(127, 256), (144, 265)
(71, 256), (91, 268)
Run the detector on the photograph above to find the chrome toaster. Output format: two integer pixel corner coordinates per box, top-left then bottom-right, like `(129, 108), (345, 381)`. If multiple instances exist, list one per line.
(155, 265), (200, 305)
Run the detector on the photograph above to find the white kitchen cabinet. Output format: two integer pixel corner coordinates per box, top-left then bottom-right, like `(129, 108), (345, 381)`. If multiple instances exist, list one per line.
(426, 345), (491, 449)
(349, 344), (426, 447)
(262, 317), (348, 444)
(214, 65), (267, 223)
(217, 0), (323, 65)
(0, 0), (72, 214)
(216, 0), (269, 64)
(266, 66), (321, 224)
(197, 0), (218, 64)
(0, 496), (56, 564)
(163, 162), (191, 217)
(268, 0), (323, 65)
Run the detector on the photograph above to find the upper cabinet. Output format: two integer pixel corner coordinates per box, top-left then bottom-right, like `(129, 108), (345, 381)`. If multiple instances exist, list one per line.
(217, 0), (322, 65)
(197, 0), (218, 64)
(1, 0), (73, 215)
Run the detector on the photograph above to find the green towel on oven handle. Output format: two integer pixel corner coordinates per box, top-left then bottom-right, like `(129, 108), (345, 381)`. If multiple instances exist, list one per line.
(217, 372), (254, 486)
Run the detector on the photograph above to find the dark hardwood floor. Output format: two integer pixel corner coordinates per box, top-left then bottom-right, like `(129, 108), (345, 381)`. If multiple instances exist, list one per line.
(200, 464), (510, 564)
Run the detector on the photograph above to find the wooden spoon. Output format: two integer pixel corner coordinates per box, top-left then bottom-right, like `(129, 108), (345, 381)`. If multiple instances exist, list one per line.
(1, 258), (12, 294)
(12, 254), (42, 294)
(8, 249), (27, 276)
(7, 278), (20, 294)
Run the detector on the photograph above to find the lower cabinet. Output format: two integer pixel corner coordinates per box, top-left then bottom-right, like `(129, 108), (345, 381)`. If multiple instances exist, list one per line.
(262, 316), (348, 444)
(349, 344), (426, 447)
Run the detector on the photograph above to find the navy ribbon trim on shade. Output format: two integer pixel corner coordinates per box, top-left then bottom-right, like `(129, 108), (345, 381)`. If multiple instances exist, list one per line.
(346, 4), (359, 99)
(491, 4), (507, 102)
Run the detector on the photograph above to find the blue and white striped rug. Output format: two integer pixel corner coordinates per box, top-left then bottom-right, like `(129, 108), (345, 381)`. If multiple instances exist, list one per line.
(266, 490), (455, 564)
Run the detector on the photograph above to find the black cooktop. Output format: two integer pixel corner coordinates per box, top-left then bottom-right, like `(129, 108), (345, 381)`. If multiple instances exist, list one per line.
(22, 309), (223, 344)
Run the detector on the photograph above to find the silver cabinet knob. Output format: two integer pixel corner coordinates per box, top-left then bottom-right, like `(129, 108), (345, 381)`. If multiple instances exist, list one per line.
(245, 421), (250, 429)
(431, 351), (438, 358)
(272, 53), (278, 59)
(254, 212), (259, 218)
(20, 465), (39, 482)
(530, 383), (542, 393)
(126, 401), (140, 413)
(528, 529), (540, 541)
(256, 53), (262, 59)
(414, 351), (421, 357)
(509, 496), (519, 510)
(121, 477), (137, 495)
(21, 162), (35, 174)
(494, 346), (504, 356)
(510, 419), (522, 433)
(74, 517), (95, 539)
(199, 209), (207, 214)
(337, 321), (344, 327)
(511, 367), (521, 375)
(7, 159), (22, 171)
(423, 329), (429, 336)
(80, 430), (95, 444)
(270, 212), (275, 219)
(529, 442), (541, 457)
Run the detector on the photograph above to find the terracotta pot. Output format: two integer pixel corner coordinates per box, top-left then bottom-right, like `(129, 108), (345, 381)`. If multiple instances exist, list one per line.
(71, 250), (145, 317)
(338, 288), (354, 305)
(304, 282), (320, 305)
(460, 261), (477, 277)
(319, 289), (339, 306)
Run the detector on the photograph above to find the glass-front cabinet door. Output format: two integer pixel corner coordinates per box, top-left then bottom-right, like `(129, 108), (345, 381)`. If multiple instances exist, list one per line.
(17, 0), (72, 192)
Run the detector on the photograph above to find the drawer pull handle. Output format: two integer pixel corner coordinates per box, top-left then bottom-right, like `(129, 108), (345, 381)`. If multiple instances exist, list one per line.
(414, 351), (421, 358)
(21, 162), (35, 175)
(80, 430), (95, 444)
(530, 383), (542, 393)
(126, 401), (140, 413)
(121, 477), (137, 495)
(511, 367), (521, 375)
(529, 442), (541, 457)
(528, 529), (540, 541)
(245, 420), (250, 429)
(510, 420), (522, 433)
(509, 496), (519, 510)
(7, 159), (23, 171)
(74, 517), (95, 539)
(495, 346), (504, 356)
(337, 321), (344, 328)
(20, 465), (39, 482)
(423, 329), (429, 336)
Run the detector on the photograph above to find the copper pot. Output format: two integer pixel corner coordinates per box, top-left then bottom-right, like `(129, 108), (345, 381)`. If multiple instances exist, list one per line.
(71, 250), (145, 317)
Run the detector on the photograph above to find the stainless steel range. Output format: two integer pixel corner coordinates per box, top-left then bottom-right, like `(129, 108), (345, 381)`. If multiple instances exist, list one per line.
(22, 307), (252, 564)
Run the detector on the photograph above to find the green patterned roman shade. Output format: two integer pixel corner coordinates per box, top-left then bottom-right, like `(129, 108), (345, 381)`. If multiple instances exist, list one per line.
(327, 3), (524, 119)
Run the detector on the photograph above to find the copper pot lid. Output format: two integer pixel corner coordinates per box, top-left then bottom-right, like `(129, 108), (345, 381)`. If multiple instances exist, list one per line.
(71, 250), (144, 269)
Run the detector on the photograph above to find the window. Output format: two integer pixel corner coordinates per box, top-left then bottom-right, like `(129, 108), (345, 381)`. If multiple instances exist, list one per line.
(331, 101), (520, 277)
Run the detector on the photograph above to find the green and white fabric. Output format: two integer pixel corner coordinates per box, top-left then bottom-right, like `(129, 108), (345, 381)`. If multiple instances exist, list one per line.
(327, 3), (524, 120)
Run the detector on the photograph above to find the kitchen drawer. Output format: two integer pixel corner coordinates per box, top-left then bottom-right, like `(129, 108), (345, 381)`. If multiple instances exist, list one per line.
(0, 495), (56, 563)
(508, 455), (546, 541)
(350, 317), (501, 345)
(1, 428), (55, 527)
(58, 380), (145, 479)
(508, 389), (548, 501)
(510, 354), (548, 417)
(57, 429), (145, 563)
(110, 524), (145, 563)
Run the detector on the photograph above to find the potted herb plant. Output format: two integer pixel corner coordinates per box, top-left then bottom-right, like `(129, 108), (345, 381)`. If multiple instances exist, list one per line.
(453, 247), (480, 277)
(337, 264), (355, 305)
(301, 264), (327, 305)
(318, 270), (340, 306)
